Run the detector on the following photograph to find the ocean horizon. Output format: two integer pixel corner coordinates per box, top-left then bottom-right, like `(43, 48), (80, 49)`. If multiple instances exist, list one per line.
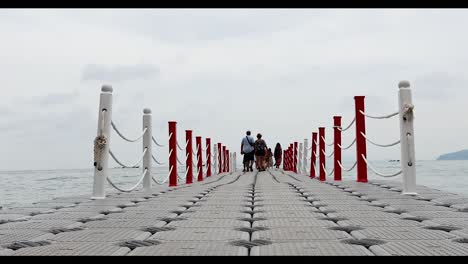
(1, 160), (467, 209)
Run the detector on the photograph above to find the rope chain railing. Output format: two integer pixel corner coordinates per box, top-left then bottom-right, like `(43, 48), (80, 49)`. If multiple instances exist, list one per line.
(107, 168), (148, 192)
(337, 117), (355, 132)
(360, 132), (401, 148)
(109, 148), (147, 168)
(176, 141), (185, 151)
(111, 121), (147, 143)
(361, 154), (402, 178)
(359, 110), (399, 120)
(152, 136), (165, 147)
(337, 160), (357, 172)
(337, 138), (356, 150)
(321, 136), (334, 147)
(152, 154), (165, 165)
(286, 80), (416, 195)
(321, 163), (334, 177)
(92, 85), (234, 199)
(152, 166), (172, 185)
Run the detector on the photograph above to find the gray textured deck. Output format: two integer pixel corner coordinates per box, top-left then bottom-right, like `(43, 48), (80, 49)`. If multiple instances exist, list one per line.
(1, 170), (468, 256)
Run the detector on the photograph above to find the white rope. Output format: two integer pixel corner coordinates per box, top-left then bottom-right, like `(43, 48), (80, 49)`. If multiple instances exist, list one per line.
(109, 148), (147, 168)
(321, 136), (333, 147)
(176, 156), (184, 165)
(361, 132), (401, 148)
(337, 160), (357, 172)
(338, 117), (355, 132)
(178, 169), (188, 182)
(360, 110), (399, 119)
(361, 154), (402, 177)
(177, 141), (185, 151)
(327, 167), (335, 176)
(338, 138), (356, 150)
(321, 163), (327, 175)
(321, 149), (331, 157)
(151, 154), (165, 165)
(107, 169), (147, 192)
(152, 136), (165, 147)
(111, 121), (147, 143)
(152, 166), (172, 185)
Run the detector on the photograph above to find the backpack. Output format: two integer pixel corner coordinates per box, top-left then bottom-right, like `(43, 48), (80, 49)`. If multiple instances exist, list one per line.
(256, 140), (266, 152)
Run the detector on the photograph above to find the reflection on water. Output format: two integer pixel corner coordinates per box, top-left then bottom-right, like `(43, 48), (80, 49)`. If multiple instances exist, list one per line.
(0, 161), (467, 208)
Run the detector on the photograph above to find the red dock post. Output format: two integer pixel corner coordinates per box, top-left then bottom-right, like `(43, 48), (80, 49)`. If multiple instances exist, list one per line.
(168, 121), (177, 187)
(289, 144), (293, 171)
(196, 136), (203, 182)
(310, 132), (317, 178)
(225, 149), (229, 172)
(218, 143), (222, 174)
(227, 149), (230, 172)
(282, 150), (286, 170)
(185, 130), (193, 184)
(333, 116), (342, 181)
(206, 138), (211, 177)
(222, 146), (227, 173)
(293, 142), (298, 173)
(319, 127), (326, 181)
(355, 96), (368, 183)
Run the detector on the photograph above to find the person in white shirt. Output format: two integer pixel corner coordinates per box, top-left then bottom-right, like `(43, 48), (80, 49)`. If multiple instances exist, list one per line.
(241, 130), (255, 172)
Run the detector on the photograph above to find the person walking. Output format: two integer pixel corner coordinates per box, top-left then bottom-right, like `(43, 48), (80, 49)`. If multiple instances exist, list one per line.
(274, 143), (282, 169)
(254, 133), (268, 171)
(267, 148), (273, 169)
(240, 130), (255, 172)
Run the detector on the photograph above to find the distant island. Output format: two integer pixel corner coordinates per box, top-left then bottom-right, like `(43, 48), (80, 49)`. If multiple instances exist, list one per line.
(437, 149), (468, 160)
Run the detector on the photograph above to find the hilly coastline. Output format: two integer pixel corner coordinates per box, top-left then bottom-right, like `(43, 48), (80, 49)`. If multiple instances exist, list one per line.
(437, 149), (468, 160)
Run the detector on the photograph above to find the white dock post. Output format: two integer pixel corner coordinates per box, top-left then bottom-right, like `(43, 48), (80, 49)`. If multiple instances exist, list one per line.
(303, 139), (308, 174)
(92, 85), (113, 199)
(213, 144), (218, 175)
(142, 108), (152, 193)
(233, 152), (237, 172)
(298, 143), (303, 174)
(398, 80), (417, 195)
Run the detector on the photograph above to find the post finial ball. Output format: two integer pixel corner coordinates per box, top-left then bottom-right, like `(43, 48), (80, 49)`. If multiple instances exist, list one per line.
(101, 85), (113, 93)
(143, 108), (152, 114)
(398, 80), (410, 89)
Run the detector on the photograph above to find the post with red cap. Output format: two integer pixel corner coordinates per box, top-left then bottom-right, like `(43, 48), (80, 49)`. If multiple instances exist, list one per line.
(185, 130), (193, 184)
(206, 138), (211, 177)
(168, 121), (177, 187)
(222, 146), (227, 173)
(310, 132), (317, 178)
(196, 136), (203, 182)
(319, 127), (326, 181)
(355, 96), (368, 183)
(226, 150), (231, 172)
(293, 142), (298, 173)
(334, 116), (342, 181)
(282, 150), (286, 170)
(218, 143), (222, 174)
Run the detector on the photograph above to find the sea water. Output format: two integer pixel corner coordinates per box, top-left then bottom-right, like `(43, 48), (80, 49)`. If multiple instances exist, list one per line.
(0, 160), (467, 208)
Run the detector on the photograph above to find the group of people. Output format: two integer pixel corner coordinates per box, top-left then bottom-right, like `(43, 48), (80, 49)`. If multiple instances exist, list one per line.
(240, 130), (283, 172)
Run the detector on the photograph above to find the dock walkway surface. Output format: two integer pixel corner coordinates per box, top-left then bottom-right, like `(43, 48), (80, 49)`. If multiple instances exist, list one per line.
(2, 170), (468, 256)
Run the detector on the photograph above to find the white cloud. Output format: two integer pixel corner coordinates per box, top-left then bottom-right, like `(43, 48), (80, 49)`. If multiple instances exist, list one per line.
(0, 9), (467, 170)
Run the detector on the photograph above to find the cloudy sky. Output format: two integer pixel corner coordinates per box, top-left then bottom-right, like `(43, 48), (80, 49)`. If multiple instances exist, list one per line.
(0, 9), (467, 171)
